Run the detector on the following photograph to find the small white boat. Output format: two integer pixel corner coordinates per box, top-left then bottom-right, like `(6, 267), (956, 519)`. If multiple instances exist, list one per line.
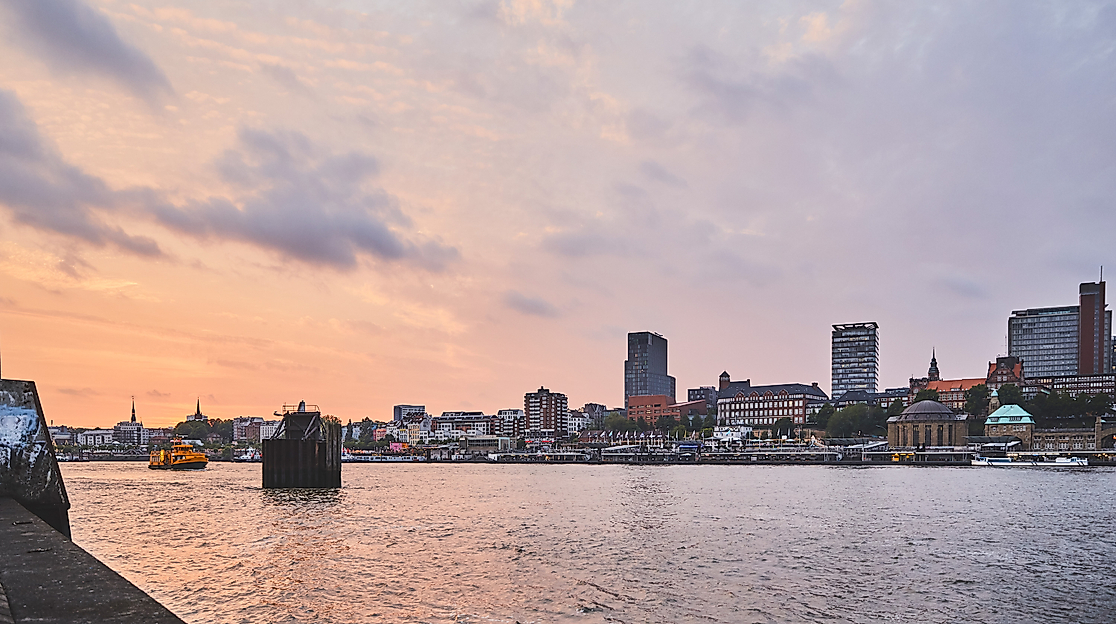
(233, 448), (261, 462)
(972, 456), (1089, 467)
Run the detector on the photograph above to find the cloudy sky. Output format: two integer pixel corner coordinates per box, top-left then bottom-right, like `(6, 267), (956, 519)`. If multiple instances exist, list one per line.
(1, 0), (1114, 427)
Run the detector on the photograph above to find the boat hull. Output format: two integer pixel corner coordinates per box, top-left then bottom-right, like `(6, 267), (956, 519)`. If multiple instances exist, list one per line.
(972, 457), (1089, 467)
(149, 460), (208, 470)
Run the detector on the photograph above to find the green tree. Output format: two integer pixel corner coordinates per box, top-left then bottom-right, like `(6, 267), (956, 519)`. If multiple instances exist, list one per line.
(655, 415), (678, 432)
(771, 417), (794, 438)
(812, 403), (836, 429)
(703, 415), (717, 430)
(173, 420), (210, 440)
(826, 408), (858, 437)
(913, 389), (940, 403)
(604, 414), (637, 432)
(827, 404), (888, 438)
(886, 400), (906, 417)
(209, 418), (233, 443)
(636, 417), (650, 431)
(964, 384), (991, 418)
(997, 384), (1023, 406)
(670, 425), (688, 439)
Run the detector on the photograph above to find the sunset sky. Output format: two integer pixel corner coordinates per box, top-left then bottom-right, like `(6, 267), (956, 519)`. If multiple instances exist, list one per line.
(1, 0), (1114, 428)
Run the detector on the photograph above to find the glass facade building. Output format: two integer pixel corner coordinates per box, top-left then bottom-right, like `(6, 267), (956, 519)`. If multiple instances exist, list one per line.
(831, 323), (879, 398)
(1007, 306), (1079, 378)
(624, 331), (676, 405)
(1008, 281), (1112, 379)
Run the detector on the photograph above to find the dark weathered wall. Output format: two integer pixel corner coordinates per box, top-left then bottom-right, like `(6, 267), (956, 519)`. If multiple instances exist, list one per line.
(263, 427), (342, 488)
(0, 379), (69, 537)
(0, 497), (185, 623)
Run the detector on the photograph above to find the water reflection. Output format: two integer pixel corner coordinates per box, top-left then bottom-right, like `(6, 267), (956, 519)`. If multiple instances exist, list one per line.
(260, 487), (343, 509)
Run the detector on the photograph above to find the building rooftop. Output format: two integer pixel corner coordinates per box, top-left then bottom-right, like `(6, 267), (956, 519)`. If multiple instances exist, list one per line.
(922, 378), (986, 393)
(719, 380), (828, 401)
(986, 405), (1035, 425)
(889, 400), (967, 422)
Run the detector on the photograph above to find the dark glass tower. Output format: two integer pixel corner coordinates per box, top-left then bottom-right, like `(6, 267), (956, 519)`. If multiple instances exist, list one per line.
(624, 331), (676, 406)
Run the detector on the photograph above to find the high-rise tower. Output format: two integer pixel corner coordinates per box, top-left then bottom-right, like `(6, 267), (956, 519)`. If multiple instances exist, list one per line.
(1008, 280), (1111, 377)
(1078, 281), (1111, 375)
(831, 323), (879, 398)
(624, 331), (676, 406)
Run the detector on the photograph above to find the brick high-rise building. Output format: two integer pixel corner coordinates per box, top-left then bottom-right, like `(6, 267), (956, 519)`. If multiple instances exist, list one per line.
(524, 387), (568, 436)
(1079, 281), (1110, 375)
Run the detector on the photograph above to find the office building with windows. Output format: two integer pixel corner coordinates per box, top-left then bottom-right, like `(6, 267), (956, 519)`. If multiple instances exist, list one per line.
(1008, 281), (1111, 378)
(831, 323), (879, 398)
(624, 331), (676, 405)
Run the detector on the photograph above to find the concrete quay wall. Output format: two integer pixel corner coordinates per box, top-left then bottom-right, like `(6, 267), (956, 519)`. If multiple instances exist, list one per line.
(0, 497), (185, 624)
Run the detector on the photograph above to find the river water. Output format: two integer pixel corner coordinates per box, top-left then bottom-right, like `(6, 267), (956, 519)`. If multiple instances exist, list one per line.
(59, 463), (1115, 624)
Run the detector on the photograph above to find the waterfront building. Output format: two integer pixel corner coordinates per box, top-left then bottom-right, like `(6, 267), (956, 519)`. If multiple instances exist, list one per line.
(1008, 281), (1112, 378)
(1027, 373), (1116, 399)
(493, 409), (524, 437)
(565, 409), (590, 434)
(47, 425), (72, 446)
(77, 429), (115, 446)
(886, 400), (968, 448)
(984, 405), (1036, 449)
(716, 373), (828, 427)
(113, 399), (147, 446)
(524, 387), (568, 437)
(146, 427), (173, 446)
(433, 411), (498, 437)
(1032, 427), (1097, 451)
(496, 409), (526, 438)
(831, 323), (879, 398)
(393, 404), (426, 424)
(580, 403), (606, 428)
(259, 420), (281, 441)
(986, 356), (1025, 391)
(625, 331), (676, 405)
(232, 416), (266, 442)
(626, 395), (707, 424)
(687, 386), (718, 413)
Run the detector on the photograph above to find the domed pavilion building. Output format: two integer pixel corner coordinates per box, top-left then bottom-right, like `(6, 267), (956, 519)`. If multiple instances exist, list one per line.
(887, 400), (969, 449)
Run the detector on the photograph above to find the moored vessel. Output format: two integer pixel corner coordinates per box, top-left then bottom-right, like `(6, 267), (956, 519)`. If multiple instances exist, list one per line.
(972, 456), (1089, 467)
(149, 439), (209, 470)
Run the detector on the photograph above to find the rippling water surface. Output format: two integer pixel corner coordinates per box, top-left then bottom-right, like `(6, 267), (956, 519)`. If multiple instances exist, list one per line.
(60, 463), (1116, 623)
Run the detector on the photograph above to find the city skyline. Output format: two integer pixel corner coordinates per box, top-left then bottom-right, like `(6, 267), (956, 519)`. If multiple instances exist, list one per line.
(1, 1), (1115, 427)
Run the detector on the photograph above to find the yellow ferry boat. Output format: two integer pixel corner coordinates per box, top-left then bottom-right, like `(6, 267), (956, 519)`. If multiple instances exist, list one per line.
(149, 439), (209, 470)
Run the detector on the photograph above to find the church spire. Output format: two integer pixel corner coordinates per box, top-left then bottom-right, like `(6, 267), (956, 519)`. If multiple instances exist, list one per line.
(928, 349), (940, 381)
(196, 398), (202, 417)
(131, 396), (136, 423)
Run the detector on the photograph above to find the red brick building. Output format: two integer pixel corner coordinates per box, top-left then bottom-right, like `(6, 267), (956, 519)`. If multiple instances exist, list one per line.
(626, 395), (706, 423)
